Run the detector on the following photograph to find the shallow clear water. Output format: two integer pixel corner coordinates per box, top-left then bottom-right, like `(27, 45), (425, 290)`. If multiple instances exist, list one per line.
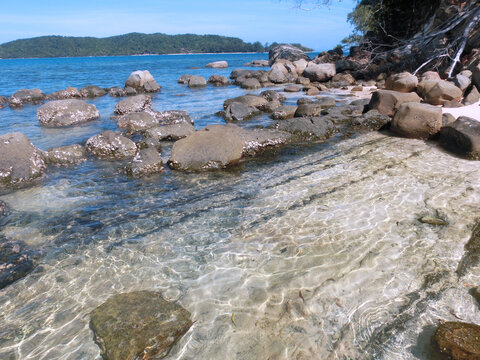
(1, 54), (480, 360)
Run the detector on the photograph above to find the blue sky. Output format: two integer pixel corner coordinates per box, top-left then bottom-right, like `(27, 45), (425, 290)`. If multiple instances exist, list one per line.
(0, 0), (357, 51)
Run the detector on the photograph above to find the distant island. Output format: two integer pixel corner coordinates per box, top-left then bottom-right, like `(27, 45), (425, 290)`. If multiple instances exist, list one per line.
(0, 32), (313, 59)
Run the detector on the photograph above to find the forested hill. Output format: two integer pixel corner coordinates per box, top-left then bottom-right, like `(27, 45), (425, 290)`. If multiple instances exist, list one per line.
(0, 33), (313, 59)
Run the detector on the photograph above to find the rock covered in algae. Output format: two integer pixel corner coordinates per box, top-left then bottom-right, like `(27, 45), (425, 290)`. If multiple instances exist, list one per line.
(433, 321), (480, 359)
(89, 291), (192, 360)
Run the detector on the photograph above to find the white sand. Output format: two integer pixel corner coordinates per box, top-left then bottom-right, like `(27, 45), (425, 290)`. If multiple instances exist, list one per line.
(442, 100), (480, 121)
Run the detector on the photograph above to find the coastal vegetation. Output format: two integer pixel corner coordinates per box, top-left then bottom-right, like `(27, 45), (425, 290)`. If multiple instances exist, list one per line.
(0, 33), (313, 59)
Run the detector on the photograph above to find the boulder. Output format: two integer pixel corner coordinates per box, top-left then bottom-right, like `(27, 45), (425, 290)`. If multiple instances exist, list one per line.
(178, 75), (193, 84)
(224, 102), (261, 121)
(206, 61), (228, 68)
(268, 62), (290, 84)
(417, 80), (463, 105)
(440, 116), (480, 159)
(463, 85), (480, 105)
(114, 95), (151, 115)
(145, 123), (195, 141)
(264, 100), (282, 113)
(37, 99), (100, 127)
(224, 95), (268, 110)
(433, 321), (480, 360)
(442, 113), (456, 126)
(454, 74), (471, 92)
(124, 86), (137, 96)
(315, 96), (337, 109)
(332, 73), (356, 85)
(305, 86), (321, 96)
(86, 131), (137, 159)
(293, 59), (308, 76)
(385, 72), (418, 93)
(80, 85), (107, 98)
(335, 59), (360, 73)
(125, 148), (164, 177)
(260, 90), (286, 103)
(208, 75), (229, 86)
(269, 44), (310, 65)
(391, 102), (443, 139)
(241, 78), (261, 90)
(303, 63), (336, 82)
(239, 127), (291, 156)
(117, 112), (158, 135)
(125, 70), (161, 93)
(153, 110), (193, 125)
(419, 71), (441, 82)
(230, 69), (249, 80)
(0, 133), (46, 191)
(369, 90), (422, 116)
(188, 76), (207, 88)
(9, 89), (45, 107)
(275, 117), (336, 141)
(296, 77), (311, 86)
(45, 144), (86, 165)
(48, 87), (81, 100)
(90, 291), (192, 360)
(108, 87), (125, 97)
(295, 103), (324, 117)
(271, 106), (297, 120)
(0, 240), (41, 290)
(351, 110), (391, 131)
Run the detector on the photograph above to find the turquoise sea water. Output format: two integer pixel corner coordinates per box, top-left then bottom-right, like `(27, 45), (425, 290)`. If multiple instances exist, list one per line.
(1, 53), (480, 360)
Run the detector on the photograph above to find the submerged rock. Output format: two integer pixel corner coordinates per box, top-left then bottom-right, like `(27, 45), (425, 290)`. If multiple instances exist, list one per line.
(37, 99), (100, 127)
(114, 95), (152, 115)
(419, 216), (447, 226)
(0, 240), (41, 290)
(0, 133), (46, 192)
(125, 70), (161, 93)
(9, 89), (45, 108)
(433, 321), (480, 360)
(86, 131), (137, 159)
(440, 116), (480, 159)
(46, 144), (86, 165)
(80, 85), (107, 98)
(89, 291), (192, 360)
(125, 148), (164, 177)
(153, 110), (193, 125)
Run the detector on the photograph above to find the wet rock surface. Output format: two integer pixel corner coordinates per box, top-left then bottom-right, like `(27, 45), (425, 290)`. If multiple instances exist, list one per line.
(0, 240), (41, 290)
(275, 117), (336, 141)
(125, 148), (164, 177)
(433, 322), (480, 360)
(46, 144), (86, 165)
(89, 291), (192, 360)
(86, 131), (137, 159)
(271, 105), (297, 120)
(114, 95), (152, 115)
(37, 99), (100, 127)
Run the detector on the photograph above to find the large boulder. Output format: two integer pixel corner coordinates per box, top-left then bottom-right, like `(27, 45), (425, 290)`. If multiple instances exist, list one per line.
(117, 112), (158, 135)
(268, 62), (291, 84)
(224, 102), (261, 121)
(368, 90), (422, 116)
(293, 59), (308, 76)
(303, 62), (336, 82)
(90, 291), (192, 360)
(275, 117), (336, 141)
(37, 99), (100, 127)
(0, 133), (46, 191)
(153, 110), (193, 125)
(440, 116), (480, 159)
(9, 89), (45, 108)
(114, 95), (151, 115)
(269, 44), (310, 65)
(385, 72), (418, 93)
(188, 76), (207, 88)
(125, 148), (164, 177)
(391, 102), (442, 139)
(206, 61), (228, 68)
(86, 131), (137, 159)
(46, 144), (86, 165)
(145, 123), (195, 141)
(433, 321), (480, 360)
(224, 95), (268, 110)
(125, 70), (161, 93)
(417, 80), (463, 105)
(208, 75), (229, 86)
(80, 85), (107, 98)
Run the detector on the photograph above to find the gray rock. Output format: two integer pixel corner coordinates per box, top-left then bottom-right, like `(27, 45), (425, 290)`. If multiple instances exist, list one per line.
(48, 87), (81, 100)
(268, 63), (290, 83)
(46, 144), (86, 165)
(108, 87), (125, 97)
(37, 99), (100, 127)
(350, 98), (371, 107)
(352, 110), (391, 131)
(264, 100), (282, 113)
(335, 59), (360, 72)
(80, 85), (107, 98)
(125, 148), (164, 177)
(9, 89), (45, 107)
(453, 74), (471, 92)
(295, 103), (324, 117)
(443, 100), (464, 108)
(442, 113), (456, 126)
(271, 106), (298, 120)
(188, 76), (207, 88)
(208, 75), (229, 86)
(114, 95), (152, 115)
(433, 321), (480, 360)
(0, 200), (7, 217)
(463, 85), (480, 105)
(440, 116), (480, 159)
(125, 70), (161, 93)
(145, 123), (195, 141)
(224, 95), (268, 110)
(86, 131), (137, 159)
(206, 61), (228, 68)
(153, 110), (193, 125)
(0, 133), (46, 191)
(177, 74), (193, 84)
(305, 86), (321, 96)
(303, 63), (336, 82)
(391, 102), (443, 139)
(229, 69), (249, 80)
(269, 44), (310, 65)
(117, 112), (158, 135)
(275, 117), (336, 141)
(296, 77), (311, 85)
(225, 102), (261, 121)
(260, 90), (286, 103)
(315, 96), (337, 109)
(90, 291), (192, 360)
(385, 72), (418, 93)
(241, 78), (261, 89)
(124, 86), (137, 96)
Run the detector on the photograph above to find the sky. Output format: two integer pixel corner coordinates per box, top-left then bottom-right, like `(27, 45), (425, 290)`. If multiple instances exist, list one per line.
(0, 0), (357, 51)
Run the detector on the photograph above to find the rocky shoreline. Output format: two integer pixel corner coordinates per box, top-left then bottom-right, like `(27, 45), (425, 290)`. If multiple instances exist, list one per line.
(1, 44), (480, 359)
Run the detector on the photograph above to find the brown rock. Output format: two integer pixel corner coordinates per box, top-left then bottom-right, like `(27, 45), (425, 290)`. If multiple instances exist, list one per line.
(464, 86), (480, 105)
(368, 90), (422, 116)
(385, 72), (418, 93)
(417, 80), (463, 105)
(284, 85), (301, 93)
(433, 321), (480, 360)
(391, 102), (442, 139)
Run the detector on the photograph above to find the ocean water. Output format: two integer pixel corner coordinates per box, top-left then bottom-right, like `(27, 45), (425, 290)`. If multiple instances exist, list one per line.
(1, 53), (480, 360)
